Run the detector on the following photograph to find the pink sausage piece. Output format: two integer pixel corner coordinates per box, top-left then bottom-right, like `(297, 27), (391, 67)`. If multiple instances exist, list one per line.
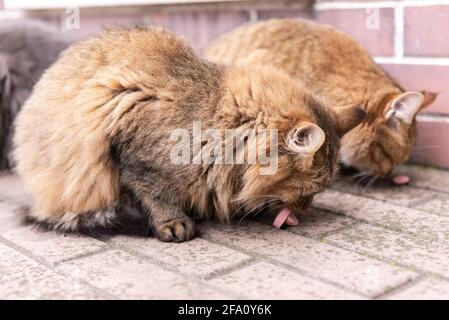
(393, 175), (410, 186)
(273, 208), (299, 229)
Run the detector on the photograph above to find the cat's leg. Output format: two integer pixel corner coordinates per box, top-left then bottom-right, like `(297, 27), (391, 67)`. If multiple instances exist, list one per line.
(140, 196), (195, 242)
(122, 180), (195, 242)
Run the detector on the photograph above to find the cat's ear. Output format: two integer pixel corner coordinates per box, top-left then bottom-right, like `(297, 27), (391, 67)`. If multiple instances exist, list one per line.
(420, 91), (438, 110)
(386, 91), (424, 124)
(286, 122), (325, 155)
(334, 104), (367, 137)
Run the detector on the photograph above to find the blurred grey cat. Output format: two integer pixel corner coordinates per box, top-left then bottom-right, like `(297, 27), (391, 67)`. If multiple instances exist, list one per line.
(0, 19), (69, 170)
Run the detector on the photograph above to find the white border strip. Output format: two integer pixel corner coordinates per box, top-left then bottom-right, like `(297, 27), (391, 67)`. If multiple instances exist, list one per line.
(374, 57), (449, 66)
(417, 114), (449, 123)
(316, 1), (449, 10)
(4, 0), (244, 10)
(394, 5), (404, 58)
(0, 10), (25, 19)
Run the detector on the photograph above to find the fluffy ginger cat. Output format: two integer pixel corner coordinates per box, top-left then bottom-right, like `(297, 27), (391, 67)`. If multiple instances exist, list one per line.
(204, 19), (437, 178)
(14, 26), (365, 242)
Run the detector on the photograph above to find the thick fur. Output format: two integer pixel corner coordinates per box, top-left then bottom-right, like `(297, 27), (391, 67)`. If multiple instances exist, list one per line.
(0, 19), (69, 170)
(14, 26), (364, 242)
(204, 19), (437, 177)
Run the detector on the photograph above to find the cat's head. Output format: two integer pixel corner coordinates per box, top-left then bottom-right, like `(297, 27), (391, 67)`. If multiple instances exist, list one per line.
(223, 66), (366, 213)
(339, 91), (437, 177)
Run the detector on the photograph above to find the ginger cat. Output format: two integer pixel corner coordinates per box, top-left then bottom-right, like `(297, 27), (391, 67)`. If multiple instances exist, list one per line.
(14, 26), (365, 242)
(204, 19), (437, 178)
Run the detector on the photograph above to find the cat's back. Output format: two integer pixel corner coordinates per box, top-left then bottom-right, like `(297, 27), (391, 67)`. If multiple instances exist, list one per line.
(14, 26), (201, 215)
(205, 19), (372, 71)
(205, 19), (397, 105)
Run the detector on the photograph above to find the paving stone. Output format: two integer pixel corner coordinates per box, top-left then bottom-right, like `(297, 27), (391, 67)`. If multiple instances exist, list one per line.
(209, 261), (363, 300)
(386, 277), (449, 300)
(0, 242), (104, 299)
(287, 208), (356, 238)
(325, 223), (449, 278)
(394, 165), (449, 194)
(108, 236), (252, 278)
(414, 196), (449, 217)
(332, 177), (435, 208)
(0, 200), (25, 234)
(1, 225), (107, 265)
(199, 222), (416, 297)
(57, 249), (230, 299)
(314, 190), (449, 242)
(0, 182), (106, 265)
(0, 173), (30, 205)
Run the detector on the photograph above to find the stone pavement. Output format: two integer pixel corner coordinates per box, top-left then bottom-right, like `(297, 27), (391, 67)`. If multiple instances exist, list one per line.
(1, 165), (449, 299)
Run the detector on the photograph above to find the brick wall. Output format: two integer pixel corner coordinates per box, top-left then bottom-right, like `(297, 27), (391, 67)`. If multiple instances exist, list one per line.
(315, 0), (449, 169)
(0, 1), (313, 52)
(0, 0), (448, 168)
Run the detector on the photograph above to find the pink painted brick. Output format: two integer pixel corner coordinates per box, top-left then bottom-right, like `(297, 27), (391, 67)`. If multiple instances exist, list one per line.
(386, 277), (449, 300)
(257, 8), (314, 20)
(108, 236), (251, 278)
(412, 120), (449, 170)
(147, 10), (249, 52)
(58, 250), (229, 299)
(314, 190), (449, 242)
(381, 64), (449, 115)
(404, 5), (449, 57)
(209, 261), (363, 299)
(61, 12), (147, 39)
(0, 242), (103, 299)
(199, 222), (416, 297)
(325, 223), (449, 278)
(316, 8), (395, 56)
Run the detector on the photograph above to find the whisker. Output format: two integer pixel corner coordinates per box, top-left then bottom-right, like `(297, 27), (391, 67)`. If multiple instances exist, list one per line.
(257, 202), (286, 222)
(363, 175), (379, 193)
(237, 199), (280, 225)
(355, 173), (371, 188)
(232, 195), (280, 217)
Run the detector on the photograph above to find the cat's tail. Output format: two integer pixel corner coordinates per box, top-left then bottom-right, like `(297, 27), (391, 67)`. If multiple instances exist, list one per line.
(24, 200), (148, 237)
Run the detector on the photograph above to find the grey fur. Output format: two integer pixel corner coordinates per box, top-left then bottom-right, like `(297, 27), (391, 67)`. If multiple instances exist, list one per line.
(0, 19), (69, 169)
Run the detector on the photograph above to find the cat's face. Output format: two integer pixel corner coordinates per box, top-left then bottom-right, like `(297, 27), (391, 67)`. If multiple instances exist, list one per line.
(340, 91), (437, 177)
(233, 94), (366, 213)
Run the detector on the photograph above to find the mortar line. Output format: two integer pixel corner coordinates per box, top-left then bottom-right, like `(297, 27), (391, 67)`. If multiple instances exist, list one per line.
(374, 273), (427, 299)
(328, 185), (449, 217)
(312, 193), (449, 242)
(98, 237), (246, 299)
(321, 231), (449, 283)
(53, 246), (111, 266)
(200, 231), (375, 299)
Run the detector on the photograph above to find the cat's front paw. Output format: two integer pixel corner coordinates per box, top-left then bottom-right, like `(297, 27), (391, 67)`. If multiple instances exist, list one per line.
(152, 218), (195, 242)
